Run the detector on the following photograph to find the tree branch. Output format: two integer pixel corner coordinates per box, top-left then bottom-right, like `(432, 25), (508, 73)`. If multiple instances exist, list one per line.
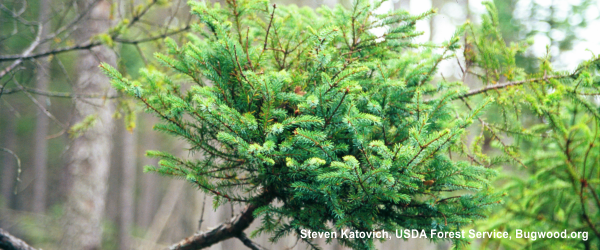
(0, 26), (190, 62)
(114, 25), (190, 44)
(263, 4), (276, 51)
(0, 228), (39, 250)
(0, 85), (119, 99)
(0, 23), (42, 78)
(169, 194), (273, 250)
(236, 232), (266, 250)
(454, 75), (566, 100)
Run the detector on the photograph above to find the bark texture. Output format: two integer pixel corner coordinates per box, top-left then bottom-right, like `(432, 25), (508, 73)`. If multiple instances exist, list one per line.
(0, 228), (39, 250)
(60, 0), (116, 249)
(170, 202), (263, 250)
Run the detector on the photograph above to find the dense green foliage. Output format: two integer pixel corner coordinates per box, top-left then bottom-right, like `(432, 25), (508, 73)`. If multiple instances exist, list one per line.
(103, 0), (502, 248)
(101, 0), (600, 249)
(469, 3), (600, 250)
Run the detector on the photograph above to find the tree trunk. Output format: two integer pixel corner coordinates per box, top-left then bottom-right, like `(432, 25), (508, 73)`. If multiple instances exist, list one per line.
(32, 0), (52, 214)
(119, 128), (137, 250)
(60, 0), (116, 249)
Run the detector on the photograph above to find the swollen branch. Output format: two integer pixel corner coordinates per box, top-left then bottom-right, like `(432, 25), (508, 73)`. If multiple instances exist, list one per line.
(170, 194), (273, 250)
(170, 203), (259, 250)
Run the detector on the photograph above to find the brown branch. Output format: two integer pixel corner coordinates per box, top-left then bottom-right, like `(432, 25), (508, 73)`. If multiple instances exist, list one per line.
(454, 75), (566, 100)
(580, 184), (600, 239)
(0, 228), (39, 250)
(114, 25), (191, 44)
(0, 24), (190, 63)
(263, 4), (276, 51)
(323, 89), (348, 128)
(0, 40), (97, 62)
(170, 194), (273, 250)
(128, 0), (158, 29)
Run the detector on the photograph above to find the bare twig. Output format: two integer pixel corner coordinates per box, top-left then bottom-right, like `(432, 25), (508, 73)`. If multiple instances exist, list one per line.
(263, 4), (276, 51)
(39, 0), (103, 45)
(0, 23), (43, 78)
(198, 194), (207, 231)
(0, 147), (22, 195)
(0, 23), (190, 62)
(0, 85), (119, 99)
(12, 79), (67, 129)
(0, 40), (96, 62)
(114, 25), (191, 44)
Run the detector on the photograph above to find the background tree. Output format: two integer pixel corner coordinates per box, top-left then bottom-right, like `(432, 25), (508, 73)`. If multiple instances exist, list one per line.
(0, 0), (192, 248)
(60, 0), (117, 248)
(31, 0), (52, 215)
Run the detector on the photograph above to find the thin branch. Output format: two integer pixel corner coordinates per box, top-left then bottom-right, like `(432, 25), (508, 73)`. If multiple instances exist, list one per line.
(324, 89), (348, 128)
(0, 23), (43, 78)
(197, 194), (208, 231)
(12, 79), (67, 129)
(0, 228), (39, 250)
(127, 0), (158, 29)
(39, 0), (103, 45)
(0, 25), (190, 62)
(236, 233), (267, 250)
(0, 147), (22, 194)
(454, 75), (567, 100)
(114, 25), (191, 44)
(0, 40), (96, 62)
(0, 85), (119, 99)
(263, 4), (276, 51)
(580, 183), (600, 239)
(1, 85), (105, 98)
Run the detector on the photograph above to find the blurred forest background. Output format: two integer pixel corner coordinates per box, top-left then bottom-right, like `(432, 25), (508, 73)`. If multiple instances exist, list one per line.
(1, 0), (599, 249)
